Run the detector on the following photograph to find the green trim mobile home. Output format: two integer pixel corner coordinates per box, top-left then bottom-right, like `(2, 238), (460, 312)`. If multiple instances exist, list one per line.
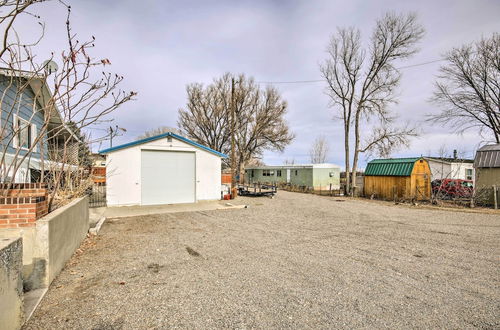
(244, 164), (341, 190)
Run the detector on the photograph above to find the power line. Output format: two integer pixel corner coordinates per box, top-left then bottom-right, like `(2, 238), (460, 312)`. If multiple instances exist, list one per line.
(257, 79), (323, 84)
(396, 58), (444, 69)
(256, 57), (445, 85)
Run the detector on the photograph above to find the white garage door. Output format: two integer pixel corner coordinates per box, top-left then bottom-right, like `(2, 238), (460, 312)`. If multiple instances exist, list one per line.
(141, 150), (195, 205)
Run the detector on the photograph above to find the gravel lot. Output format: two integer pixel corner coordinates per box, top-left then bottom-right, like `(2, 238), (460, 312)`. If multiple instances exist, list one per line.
(24, 191), (499, 329)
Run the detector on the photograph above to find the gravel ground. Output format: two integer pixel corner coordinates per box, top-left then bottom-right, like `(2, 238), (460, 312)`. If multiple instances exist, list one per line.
(24, 191), (499, 329)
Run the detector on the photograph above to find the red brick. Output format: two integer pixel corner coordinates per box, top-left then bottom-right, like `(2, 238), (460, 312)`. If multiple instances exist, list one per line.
(18, 223), (35, 227)
(18, 204), (35, 209)
(9, 219), (28, 224)
(0, 224), (16, 228)
(0, 214), (19, 219)
(9, 209), (28, 214)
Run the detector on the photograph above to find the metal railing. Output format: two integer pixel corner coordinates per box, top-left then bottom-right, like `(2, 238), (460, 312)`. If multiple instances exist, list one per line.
(88, 183), (106, 208)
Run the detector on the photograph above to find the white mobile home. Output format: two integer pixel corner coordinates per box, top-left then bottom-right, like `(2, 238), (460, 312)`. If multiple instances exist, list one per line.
(424, 156), (474, 182)
(100, 132), (227, 206)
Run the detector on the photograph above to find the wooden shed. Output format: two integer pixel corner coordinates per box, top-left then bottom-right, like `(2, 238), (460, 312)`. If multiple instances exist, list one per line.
(364, 157), (431, 200)
(474, 143), (500, 205)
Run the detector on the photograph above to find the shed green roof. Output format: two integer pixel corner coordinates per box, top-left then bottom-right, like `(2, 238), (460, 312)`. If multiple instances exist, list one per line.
(365, 157), (421, 176)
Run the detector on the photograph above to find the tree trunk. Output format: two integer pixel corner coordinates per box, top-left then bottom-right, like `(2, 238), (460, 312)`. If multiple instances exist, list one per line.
(351, 111), (361, 197)
(344, 127), (351, 196)
(237, 156), (245, 184)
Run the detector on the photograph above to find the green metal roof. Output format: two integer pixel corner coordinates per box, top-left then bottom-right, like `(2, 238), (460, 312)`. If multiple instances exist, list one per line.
(365, 157), (421, 176)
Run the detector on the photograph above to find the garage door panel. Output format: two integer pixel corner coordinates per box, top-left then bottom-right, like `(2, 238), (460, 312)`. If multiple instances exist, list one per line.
(141, 151), (195, 205)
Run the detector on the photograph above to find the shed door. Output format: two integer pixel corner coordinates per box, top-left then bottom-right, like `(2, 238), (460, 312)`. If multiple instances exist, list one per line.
(141, 150), (195, 205)
(286, 169), (291, 183)
(414, 173), (429, 200)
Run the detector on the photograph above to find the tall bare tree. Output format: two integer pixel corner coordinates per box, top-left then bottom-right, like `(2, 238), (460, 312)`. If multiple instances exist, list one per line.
(430, 33), (500, 143)
(0, 1), (135, 209)
(309, 136), (329, 163)
(320, 12), (424, 195)
(178, 73), (294, 179)
(178, 76), (232, 156)
(136, 126), (179, 140)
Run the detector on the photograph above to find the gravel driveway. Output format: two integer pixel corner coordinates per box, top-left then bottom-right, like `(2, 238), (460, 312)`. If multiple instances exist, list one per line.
(24, 191), (499, 329)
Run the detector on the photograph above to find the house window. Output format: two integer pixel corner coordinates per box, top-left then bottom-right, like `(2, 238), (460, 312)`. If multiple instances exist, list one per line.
(277, 170), (282, 177)
(465, 168), (473, 180)
(263, 169), (275, 177)
(14, 116), (32, 149)
(295, 170), (298, 176)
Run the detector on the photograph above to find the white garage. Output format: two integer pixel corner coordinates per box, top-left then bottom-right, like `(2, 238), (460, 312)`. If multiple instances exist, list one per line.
(100, 132), (227, 206)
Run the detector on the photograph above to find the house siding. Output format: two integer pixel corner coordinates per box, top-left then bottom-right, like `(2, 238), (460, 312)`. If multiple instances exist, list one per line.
(426, 159), (474, 181)
(245, 166), (341, 190)
(0, 76), (47, 159)
(312, 168), (340, 190)
(246, 168), (312, 186)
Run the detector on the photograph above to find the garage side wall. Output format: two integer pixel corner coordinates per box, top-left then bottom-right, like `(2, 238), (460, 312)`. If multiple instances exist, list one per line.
(106, 146), (141, 206)
(106, 137), (222, 206)
(195, 147), (222, 201)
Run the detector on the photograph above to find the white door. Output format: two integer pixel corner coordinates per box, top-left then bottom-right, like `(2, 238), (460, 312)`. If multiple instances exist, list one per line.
(141, 150), (195, 205)
(286, 169), (291, 183)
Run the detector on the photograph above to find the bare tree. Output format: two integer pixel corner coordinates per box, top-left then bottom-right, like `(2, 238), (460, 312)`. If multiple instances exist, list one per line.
(0, 1), (135, 209)
(320, 12), (424, 195)
(359, 124), (418, 158)
(430, 33), (500, 143)
(246, 157), (265, 167)
(283, 158), (295, 165)
(309, 136), (329, 163)
(178, 76), (232, 156)
(178, 73), (294, 179)
(136, 126), (179, 140)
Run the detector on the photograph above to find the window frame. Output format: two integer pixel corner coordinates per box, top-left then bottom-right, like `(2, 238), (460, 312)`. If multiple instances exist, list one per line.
(13, 115), (33, 151)
(465, 168), (473, 180)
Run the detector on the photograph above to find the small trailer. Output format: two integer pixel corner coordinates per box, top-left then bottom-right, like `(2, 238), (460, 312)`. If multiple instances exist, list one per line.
(238, 182), (277, 197)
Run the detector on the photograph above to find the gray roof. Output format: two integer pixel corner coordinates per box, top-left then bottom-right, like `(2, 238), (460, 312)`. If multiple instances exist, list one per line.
(245, 163), (341, 170)
(474, 144), (500, 168)
(425, 156), (474, 164)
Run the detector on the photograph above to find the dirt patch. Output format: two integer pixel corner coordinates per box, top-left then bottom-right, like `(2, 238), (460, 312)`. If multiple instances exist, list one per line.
(185, 246), (201, 257)
(147, 263), (164, 273)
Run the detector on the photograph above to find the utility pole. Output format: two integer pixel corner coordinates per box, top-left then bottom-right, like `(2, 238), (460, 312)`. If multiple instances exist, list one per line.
(109, 125), (127, 148)
(230, 77), (237, 199)
(109, 126), (115, 148)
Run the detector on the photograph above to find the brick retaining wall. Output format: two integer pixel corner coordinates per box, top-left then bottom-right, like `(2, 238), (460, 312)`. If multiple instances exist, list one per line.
(0, 184), (49, 229)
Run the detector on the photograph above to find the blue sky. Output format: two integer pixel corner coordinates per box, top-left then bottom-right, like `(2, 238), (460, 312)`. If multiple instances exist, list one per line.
(20, 0), (500, 168)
